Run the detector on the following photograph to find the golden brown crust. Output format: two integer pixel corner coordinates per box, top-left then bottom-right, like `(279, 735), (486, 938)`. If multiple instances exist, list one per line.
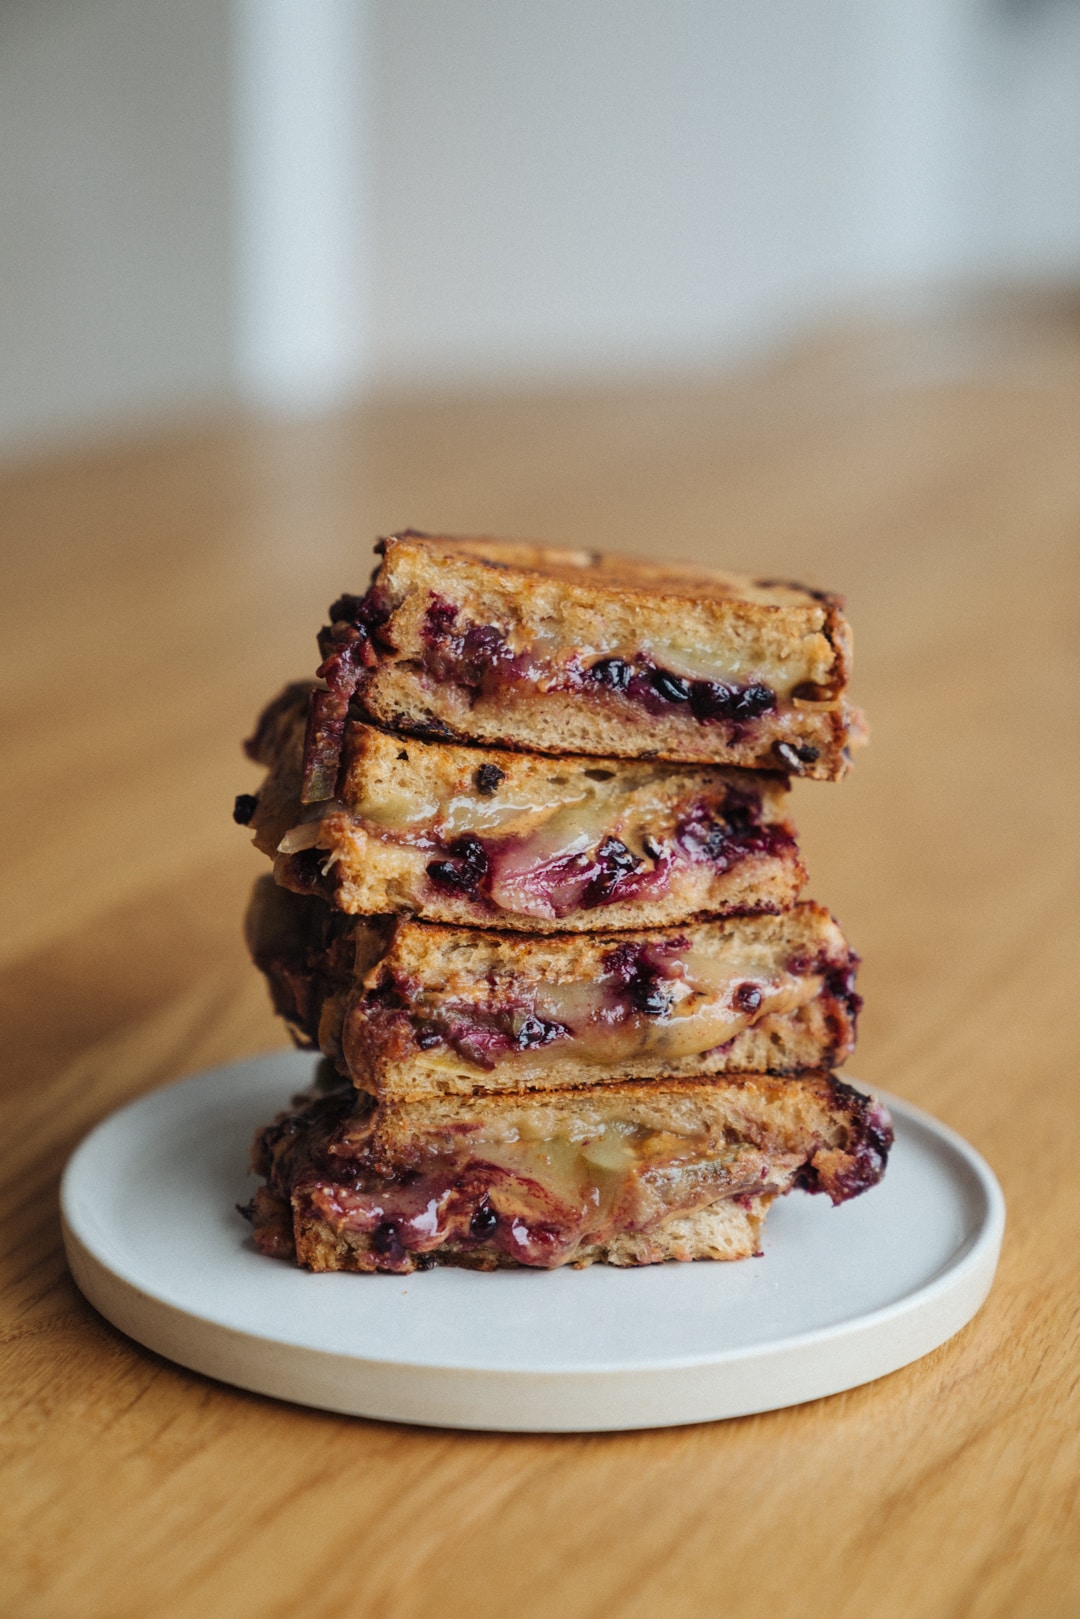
(383, 533), (846, 611)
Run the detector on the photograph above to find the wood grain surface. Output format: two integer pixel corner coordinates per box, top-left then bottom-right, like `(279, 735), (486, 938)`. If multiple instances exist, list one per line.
(2, 301), (1078, 1618)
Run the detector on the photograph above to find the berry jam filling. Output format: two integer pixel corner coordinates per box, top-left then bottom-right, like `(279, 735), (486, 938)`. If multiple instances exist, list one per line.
(302, 585), (395, 802)
(426, 833), (490, 895)
(786, 952), (864, 1021)
(673, 797), (796, 871)
(424, 826), (673, 920)
(595, 660), (776, 727)
(418, 791), (793, 922)
(600, 938), (690, 1020)
(354, 974), (572, 1073)
(253, 1090), (767, 1270)
(420, 599), (540, 696)
(419, 596), (777, 729)
(794, 1078), (892, 1202)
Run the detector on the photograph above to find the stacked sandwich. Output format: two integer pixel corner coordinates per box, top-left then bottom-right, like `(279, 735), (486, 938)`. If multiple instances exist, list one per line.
(237, 534), (891, 1272)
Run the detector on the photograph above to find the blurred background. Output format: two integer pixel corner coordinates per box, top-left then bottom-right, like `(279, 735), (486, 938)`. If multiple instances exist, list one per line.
(3, 0), (1080, 457)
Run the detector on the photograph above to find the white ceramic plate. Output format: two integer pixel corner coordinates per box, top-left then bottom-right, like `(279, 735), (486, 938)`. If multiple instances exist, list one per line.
(61, 1052), (1004, 1432)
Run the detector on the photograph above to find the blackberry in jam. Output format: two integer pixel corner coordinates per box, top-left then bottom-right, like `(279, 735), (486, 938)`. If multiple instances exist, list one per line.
(588, 657), (632, 691)
(602, 940), (684, 1019)
(514, 1015), (569, 1050)
(649, 668), (692, 704)
(469, 1202), (499, 1239)
(689, 679), (776, 723)
(427, 834), (490, 894)
(371, 1220), (406, 1264)
(689, 680), (737, 721)
(631, 979), (673, 1017)
(582, 837), (641, 907)
(731, 683), (776, 719)
(733, 982), (763, 1013)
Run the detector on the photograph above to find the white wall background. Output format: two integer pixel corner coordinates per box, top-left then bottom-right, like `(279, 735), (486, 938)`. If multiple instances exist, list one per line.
(2, 0), (1080, 454)
(0, 0), (235, 451)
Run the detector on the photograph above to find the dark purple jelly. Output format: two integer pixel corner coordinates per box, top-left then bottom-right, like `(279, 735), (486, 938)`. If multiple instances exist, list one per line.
(589, 656), (632, 691)
(581, 836), (642, 907)
(690, 681), (776, 723)
(630, 978), (674, 1017)
(301, 583), (395, 801)
(427, 834), (490, 894)
(601, 938), (688, 1020)
(795, 1078), (893, 1202)
(825, 962), (864, 1020)
(469, 1201), (499, 1239)
(595, 655), (778, 727)
(420, 597), (525, 697)
(648, 668), (691, 704)
(371, 1220), (407, 1266)
(408, 1000), (572, 1071)
(675, 799), (795, 872)
(733, 982), (763, 1013)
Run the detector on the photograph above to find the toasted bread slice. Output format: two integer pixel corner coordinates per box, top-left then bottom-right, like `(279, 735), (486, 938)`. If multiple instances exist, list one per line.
(244, 1071), (892, 1272)
(300, 534), (860, 799)
(245, 879), (860, 1098)
(245, 683), (805, 932)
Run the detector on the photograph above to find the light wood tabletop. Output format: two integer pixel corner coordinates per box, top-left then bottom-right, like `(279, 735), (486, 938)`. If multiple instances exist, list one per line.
(2, 299), (1078, 1619)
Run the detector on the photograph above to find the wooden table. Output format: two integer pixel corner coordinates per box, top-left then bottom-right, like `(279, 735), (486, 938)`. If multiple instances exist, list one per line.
(3, 301), (1078, 1618)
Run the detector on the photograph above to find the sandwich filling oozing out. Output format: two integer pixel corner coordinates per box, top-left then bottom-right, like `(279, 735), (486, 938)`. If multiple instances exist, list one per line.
(241, 1074), (893, 1272)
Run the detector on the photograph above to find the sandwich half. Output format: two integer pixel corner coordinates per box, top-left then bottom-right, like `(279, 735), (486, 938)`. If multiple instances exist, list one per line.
(245, 878), (861, 1099)
(242, 1071), (892, 1272)
(243, 681), (805, 932)
(301, 533), (862, 798)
